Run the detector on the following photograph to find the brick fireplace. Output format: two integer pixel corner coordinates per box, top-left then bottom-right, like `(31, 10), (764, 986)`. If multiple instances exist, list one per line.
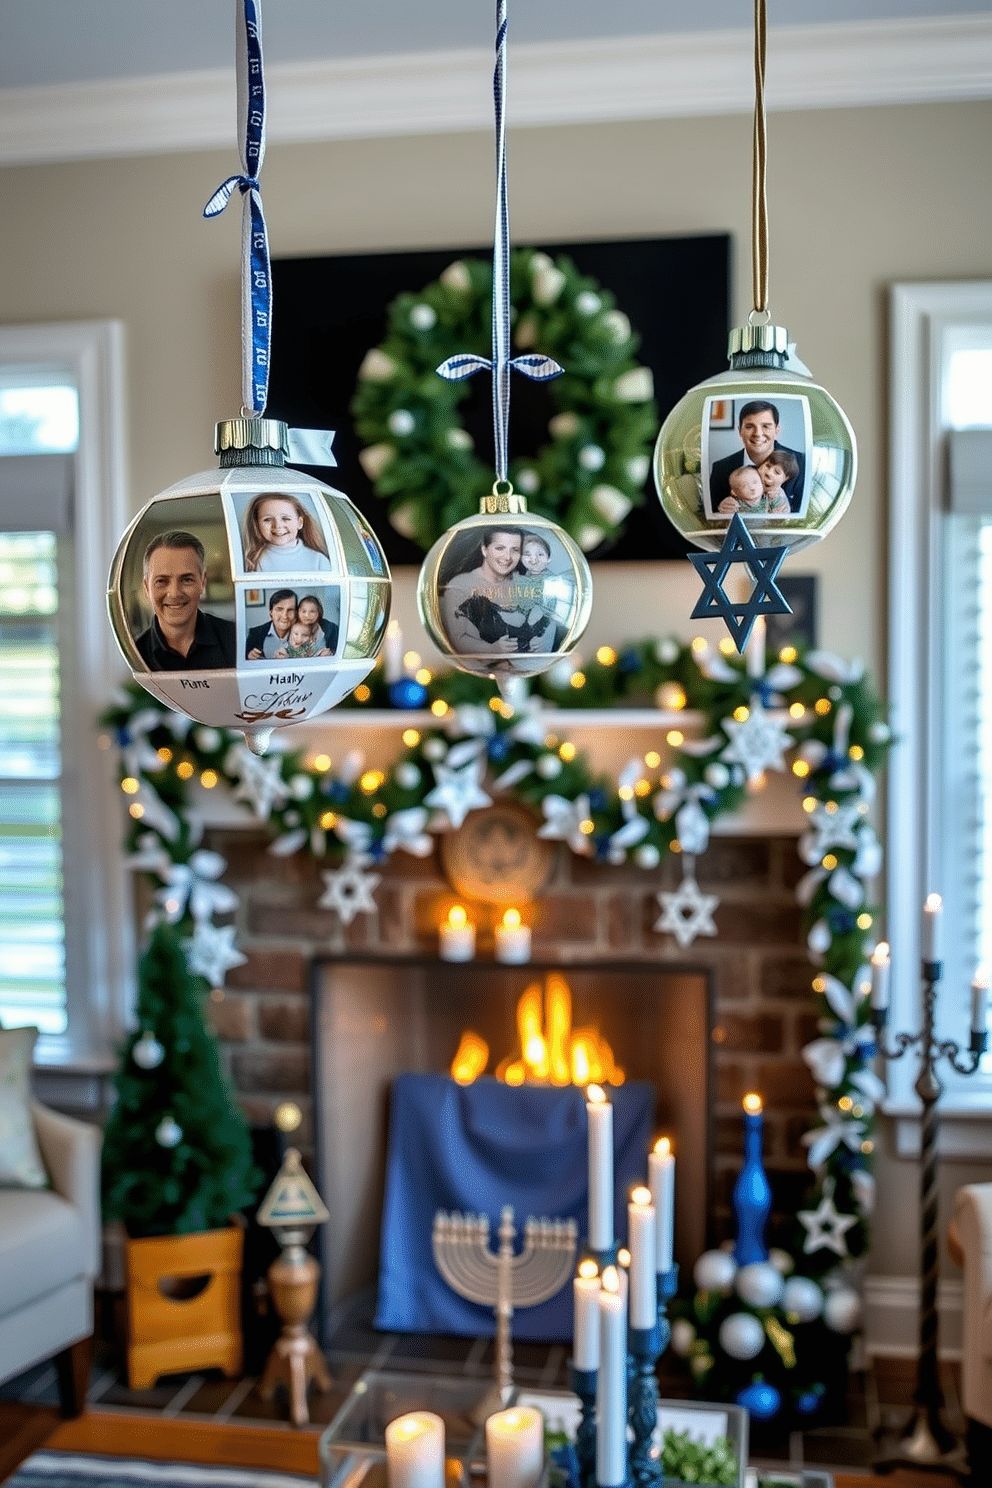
(206, 825), (818, 1264)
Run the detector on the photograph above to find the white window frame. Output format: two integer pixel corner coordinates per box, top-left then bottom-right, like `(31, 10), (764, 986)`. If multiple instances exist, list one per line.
(0, 321), (133, 1065)
(888, 281), (992, 1155)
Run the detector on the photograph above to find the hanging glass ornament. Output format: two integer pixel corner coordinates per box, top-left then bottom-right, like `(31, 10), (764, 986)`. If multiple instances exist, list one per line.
(132, 1029), (165, 1070)
(416, 0), (592, 685)
(108, 418), (390, 755)
(106, 0), (390, 753)
(653, 0), (856, 649)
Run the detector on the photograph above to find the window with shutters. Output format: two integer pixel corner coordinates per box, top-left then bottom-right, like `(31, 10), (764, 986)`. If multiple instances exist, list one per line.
(0, 324), (131, 1063)
(888, 284), (992, 1143)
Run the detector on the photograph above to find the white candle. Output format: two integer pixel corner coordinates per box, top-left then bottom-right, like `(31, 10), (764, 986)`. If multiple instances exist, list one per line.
(627, 1186), (656, 1329)
(495, 907), (531, 964)
(596, 1267), (628, 1487)
(923, 893), (943, 963)
(870, 942), (891, 1012)
(439, 905), (475, 962)
(383, 620), (404, 683)
(572, 1259), (600, 1370)
(648, 1136), (675, 1273)
(386, 1412), (445, 1488)
(972, 966), (989, 1034)
(586, 1084), (613, 1251)
(746, 614), (766, 679)
(486, 1407), (544, 1488)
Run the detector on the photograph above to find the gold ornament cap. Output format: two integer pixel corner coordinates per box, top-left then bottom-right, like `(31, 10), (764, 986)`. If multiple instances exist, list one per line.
(727, 323), (790, 370)
(479, 480), (529, 516)
(215, 417), (289, 468)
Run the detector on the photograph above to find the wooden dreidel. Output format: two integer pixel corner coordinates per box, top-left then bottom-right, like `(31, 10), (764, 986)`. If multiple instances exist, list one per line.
(256, 1146), (331, 1426)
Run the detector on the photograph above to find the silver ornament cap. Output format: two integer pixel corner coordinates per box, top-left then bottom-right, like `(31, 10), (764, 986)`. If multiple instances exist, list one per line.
(214, 417), (289, 468)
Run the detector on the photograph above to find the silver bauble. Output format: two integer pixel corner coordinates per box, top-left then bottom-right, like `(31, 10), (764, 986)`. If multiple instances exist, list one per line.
(155, 1115), (183, 1148)
(781, 1275), (824, 1323)
(735, 1260), (785, 1310)
(823, 1286), (862, 1334)
(718, 1311), (765, 1361)
(132, 1030), (165, 1070)
(693, 1248), (738, 1293)
(654, 325), (856, 556)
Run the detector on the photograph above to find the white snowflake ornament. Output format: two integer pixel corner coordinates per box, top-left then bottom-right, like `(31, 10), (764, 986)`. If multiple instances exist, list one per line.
(720, 698), (792, 783)
(182, 922), (247, 985)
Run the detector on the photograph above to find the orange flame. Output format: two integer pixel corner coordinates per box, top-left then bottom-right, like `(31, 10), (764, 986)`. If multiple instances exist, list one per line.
(451, 974), (623, 1087)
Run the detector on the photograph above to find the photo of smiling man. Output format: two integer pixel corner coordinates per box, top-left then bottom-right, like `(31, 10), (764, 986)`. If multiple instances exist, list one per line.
(703, 396), (810, 519)
(135, 530), (236, 671)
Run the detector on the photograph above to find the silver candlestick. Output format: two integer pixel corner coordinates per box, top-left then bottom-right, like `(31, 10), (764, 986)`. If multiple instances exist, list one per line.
(872, 952), (986, 1473)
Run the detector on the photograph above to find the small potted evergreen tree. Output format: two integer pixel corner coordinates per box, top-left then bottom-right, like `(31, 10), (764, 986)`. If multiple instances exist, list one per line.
(102, 922), (260, 1388)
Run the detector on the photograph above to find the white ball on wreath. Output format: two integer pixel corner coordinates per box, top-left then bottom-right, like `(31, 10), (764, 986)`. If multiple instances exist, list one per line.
(735, 1261), (785, 1309)
(634, 843), (661, 870)
(516, 468), (540, 494)
(718, 1311), (765, 1361)
(395, 762), (422, 790)
(781, 1275), (824, 1322)
(693, 1248), (737, 1293)
(536, 754), (563, 780)
(423, 738), (447, 762)
(155, 1115), (183, 1148)
(388, 409), (416, 437)
(410, 303), (437, 330)
(579, 444), (606, 472)
(670, 1319), (696, 1357)
(655, 638), (680, 665)
(823, 1286), (862, 1334)
(133, 1030), (165, 1070)
(576, 291), (602, 316)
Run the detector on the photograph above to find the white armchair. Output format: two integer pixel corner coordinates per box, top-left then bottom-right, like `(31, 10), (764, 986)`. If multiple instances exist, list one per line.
(0, 1100), (102, 1414)
(950, 1183), (992, 1477)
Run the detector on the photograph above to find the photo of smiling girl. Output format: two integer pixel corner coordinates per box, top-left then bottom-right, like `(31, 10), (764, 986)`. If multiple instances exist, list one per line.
(241, 491), (332, 572)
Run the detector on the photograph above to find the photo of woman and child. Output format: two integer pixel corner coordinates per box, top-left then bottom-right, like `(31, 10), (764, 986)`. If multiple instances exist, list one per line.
(239, 491), (333, 572)
(437, 526), (573, 658)
(244, 589), (340, 661)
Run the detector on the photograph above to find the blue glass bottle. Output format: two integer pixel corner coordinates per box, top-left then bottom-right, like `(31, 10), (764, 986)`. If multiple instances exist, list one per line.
(733, 1093), (771, 1264)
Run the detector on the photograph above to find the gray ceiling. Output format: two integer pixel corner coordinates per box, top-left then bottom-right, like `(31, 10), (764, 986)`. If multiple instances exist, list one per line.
(0, 0), (986, 89)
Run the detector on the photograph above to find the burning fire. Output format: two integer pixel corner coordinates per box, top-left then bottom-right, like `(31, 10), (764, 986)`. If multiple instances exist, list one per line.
(450, 973), (624, 1087)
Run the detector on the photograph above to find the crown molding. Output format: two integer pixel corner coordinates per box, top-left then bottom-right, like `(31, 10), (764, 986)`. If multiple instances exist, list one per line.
(1, 14), (990, 167)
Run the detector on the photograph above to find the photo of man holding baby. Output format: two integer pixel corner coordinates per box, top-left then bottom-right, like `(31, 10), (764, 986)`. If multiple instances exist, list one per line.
(702, 396), (810, 520)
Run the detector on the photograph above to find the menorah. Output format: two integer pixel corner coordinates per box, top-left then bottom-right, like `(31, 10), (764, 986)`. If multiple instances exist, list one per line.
(432, 1206), (578, 1404)
(872, 939), (987, 1472)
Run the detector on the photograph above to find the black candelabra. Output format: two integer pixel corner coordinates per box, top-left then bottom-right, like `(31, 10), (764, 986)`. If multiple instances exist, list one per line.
(872, 947), (987, 1472)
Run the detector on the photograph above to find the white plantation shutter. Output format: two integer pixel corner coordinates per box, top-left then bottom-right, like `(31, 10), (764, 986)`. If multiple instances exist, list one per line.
(0, 450), (75, 1035)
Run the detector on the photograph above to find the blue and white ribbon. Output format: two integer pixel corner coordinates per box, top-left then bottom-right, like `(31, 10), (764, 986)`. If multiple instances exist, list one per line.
(203, 0), (271, 417)
(435, 0), (563, 481)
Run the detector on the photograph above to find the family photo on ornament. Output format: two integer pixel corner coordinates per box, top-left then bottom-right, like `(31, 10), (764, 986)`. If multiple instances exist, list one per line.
(701, 393), (812, 522)
(437, 525), (576, 658)
(243, 586), (341, 661)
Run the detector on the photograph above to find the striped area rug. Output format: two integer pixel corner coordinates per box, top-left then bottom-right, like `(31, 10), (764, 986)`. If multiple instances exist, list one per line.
(8, 1456), (315, 1488)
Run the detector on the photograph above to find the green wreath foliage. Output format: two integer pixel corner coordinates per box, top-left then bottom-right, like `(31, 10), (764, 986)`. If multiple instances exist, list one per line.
(350, 249), (658, 553)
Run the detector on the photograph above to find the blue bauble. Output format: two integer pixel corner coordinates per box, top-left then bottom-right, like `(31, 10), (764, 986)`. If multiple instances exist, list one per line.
(736, 1380), (781, 1420)
(794, 1388), (825, 1417)
(389, 678), (428, 710)
(487, 734), (511, 762)
(323, 779), (350, 803)
(588, 788), (607, 811)
(619, 649), (641, 674)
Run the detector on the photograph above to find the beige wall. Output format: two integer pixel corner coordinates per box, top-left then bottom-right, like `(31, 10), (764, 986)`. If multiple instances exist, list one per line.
(4, 96), (992, 1291)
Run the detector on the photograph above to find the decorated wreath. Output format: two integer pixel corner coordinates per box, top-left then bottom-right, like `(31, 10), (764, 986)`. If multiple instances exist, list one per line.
(350, 249), (658, 553)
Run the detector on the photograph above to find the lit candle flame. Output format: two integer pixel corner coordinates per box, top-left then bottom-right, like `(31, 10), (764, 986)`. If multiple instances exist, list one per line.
(654, 1135), (671, 1156)
(502, 907), (522, 929)
(577, 1258), (599, 1280)
(871, 940), (890, 967)
(616, 1248), (631, 1268)
(974, 965), (989, 989)
(602, 1265), (620, 1293)
(743, 1092), (763, 1114)
(924, 893), (943, 913)
(630, 1185), (652, 1206)
(448, 904), (468, 929)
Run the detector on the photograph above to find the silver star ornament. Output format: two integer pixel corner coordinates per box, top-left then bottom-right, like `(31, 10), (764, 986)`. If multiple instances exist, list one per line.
(798, 1190), (859, 1257)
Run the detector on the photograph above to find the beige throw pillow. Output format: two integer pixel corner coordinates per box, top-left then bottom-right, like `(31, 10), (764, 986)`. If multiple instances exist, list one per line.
(0, 1026), (49, 1188)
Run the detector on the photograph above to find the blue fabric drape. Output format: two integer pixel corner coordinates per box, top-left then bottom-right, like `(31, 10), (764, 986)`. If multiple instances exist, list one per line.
(375, 1074), (654, 1339)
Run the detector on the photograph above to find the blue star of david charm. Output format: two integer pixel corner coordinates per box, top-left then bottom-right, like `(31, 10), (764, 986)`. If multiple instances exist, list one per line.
(688, 513), (792, 652)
